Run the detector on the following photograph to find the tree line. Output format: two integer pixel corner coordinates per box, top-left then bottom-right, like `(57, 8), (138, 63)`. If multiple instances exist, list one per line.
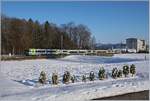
(1, 15), (96, 55)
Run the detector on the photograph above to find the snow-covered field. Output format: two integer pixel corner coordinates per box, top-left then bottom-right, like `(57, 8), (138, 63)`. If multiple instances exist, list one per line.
(0, 53), (149, 101)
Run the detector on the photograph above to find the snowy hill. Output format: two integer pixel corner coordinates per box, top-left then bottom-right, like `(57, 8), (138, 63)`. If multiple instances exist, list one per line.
(0, 54), (149, 101)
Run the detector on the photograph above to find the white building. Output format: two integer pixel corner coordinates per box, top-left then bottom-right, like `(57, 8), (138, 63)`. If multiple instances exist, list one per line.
(126, 38), (146, 52)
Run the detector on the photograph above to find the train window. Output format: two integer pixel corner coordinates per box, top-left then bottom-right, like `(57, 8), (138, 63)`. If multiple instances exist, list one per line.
(70, 51), (77, 53)
(79, 51), (85, 53)
(36, 50), (45, 52)
(47, 50), (56, 52)
(51, 51), (57, 52)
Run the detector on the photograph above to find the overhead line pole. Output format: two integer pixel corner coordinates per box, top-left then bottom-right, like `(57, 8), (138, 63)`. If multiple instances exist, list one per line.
(61, 35), (63, 50)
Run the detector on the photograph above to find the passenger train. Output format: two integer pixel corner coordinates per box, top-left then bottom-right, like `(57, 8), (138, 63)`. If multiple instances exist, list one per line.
(25, 49), (113, 56)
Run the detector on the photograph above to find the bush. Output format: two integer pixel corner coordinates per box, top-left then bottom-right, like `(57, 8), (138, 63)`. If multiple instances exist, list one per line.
(39, 71), (47, 84)
(123, 65), (129, 77)
(89, 71), (95, 81)
(98, 67), (105, 80)
(130, 64), (136, 76)
(62, 71), (71, 84)
(71, 75), (76, 83)
(52, 73), (58, 85)
(117, 70), (123, 78)
(112, 68), (118, 79)
(82, 75), (86, 82)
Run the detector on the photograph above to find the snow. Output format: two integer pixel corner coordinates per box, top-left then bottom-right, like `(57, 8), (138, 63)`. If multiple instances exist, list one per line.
(114, 53), (149, 60)
(0, 53), (149, 101)
(60, 54), (146, 63)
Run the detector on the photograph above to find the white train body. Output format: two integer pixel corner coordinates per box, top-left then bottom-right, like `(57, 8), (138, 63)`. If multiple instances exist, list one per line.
(26, 49), (113, 56)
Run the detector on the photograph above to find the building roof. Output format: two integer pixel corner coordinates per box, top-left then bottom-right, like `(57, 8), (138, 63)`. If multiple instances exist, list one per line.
(126, 38), (137, 40)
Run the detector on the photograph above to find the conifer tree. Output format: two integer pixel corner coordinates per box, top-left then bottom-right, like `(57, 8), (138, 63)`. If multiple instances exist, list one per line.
(89, 71), (95, 81)
(98, 67), (105, 80)
(39, 71), (47, 84)
(82, 75), (86, 82)
(62, 71), (71, 84)
(123, 65), (129, 77)
(130, 64), (136, 76)
(52, 73), (58, 85)
(71, 75), (76, 83)
(112, 68), (118, 79)
(117, 70), (123, 78)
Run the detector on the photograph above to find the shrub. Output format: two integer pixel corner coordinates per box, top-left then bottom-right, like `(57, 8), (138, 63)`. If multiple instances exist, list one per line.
(117, 70), (123, 78)
(82, 75), (86, 82)
(89, 71), (95, 81)
(123, 65), (129, 77)
(62, 71), (71, 84)
(71, 75), (76, 83)
(98, 67), (105, 80)
(130, 64), (136, 76)
(39, 71), (47, 84)
(112, 68), (118, 79)
(52, 73), (58, 85)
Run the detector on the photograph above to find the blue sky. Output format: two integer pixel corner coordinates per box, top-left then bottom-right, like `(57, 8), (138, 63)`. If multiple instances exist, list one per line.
(1, 1), (149, 43)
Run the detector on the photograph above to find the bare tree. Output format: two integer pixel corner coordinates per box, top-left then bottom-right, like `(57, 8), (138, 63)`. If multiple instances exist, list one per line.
(1, 15), (96, 55)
